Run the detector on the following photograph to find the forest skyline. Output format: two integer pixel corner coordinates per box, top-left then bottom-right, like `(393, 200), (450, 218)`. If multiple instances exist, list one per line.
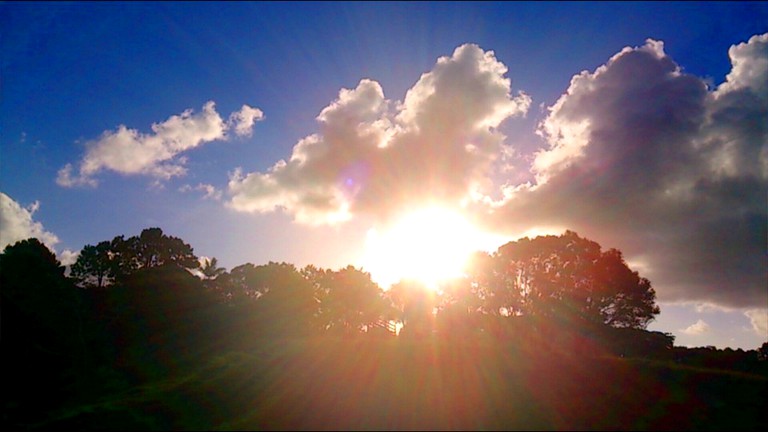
(1, 2), (766, 350)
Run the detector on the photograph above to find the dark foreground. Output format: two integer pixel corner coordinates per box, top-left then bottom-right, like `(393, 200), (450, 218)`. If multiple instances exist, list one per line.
(10, 338), (767, 431)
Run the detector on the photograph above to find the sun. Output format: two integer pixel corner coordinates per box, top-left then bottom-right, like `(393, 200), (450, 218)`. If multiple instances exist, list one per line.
(360, 207), (501, 290)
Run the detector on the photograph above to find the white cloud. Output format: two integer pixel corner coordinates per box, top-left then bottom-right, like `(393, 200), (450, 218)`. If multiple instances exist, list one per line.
(681, 319), (710, 336)
(179, 183), (223, 200)
(228, 44), (530, 224)
(717, 33), (768, 98)
(56, 163), (98, 187)
(228, 104), (264, 137)
(58, 101), (263, 187)
(482, 34), (768, 309)
(59, 249), (80, 266)
(0, 191), (61, 253)
(0, 193), (84, 266)
(744, 309), (768, 339)
(694, 303), (734, 313)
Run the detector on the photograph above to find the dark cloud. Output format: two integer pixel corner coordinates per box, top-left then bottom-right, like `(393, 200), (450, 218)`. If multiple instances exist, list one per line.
(485, 34), (767, 309)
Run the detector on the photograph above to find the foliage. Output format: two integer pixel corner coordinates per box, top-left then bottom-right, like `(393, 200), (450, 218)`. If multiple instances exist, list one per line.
(122, 227), (199, 270)
(70, 241), (116, 288)
(310, 265), (391, 334)
(229, 262), (320, 337)
(70, 227), (199, 287)
(0, 239), (91, 421)
(2, 230), (765, 431)
(387, 280), (439, 338)
(102, 264), (224, 379)
(760, 342), (768, 361)
(0, 239), (85, 356)
(485, 230), (659, 329)
(200, 257), (226, 280)
(463, 250), (522, 316)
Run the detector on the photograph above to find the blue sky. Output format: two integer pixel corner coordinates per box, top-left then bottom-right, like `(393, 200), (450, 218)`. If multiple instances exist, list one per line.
(1, 2), (766, 349)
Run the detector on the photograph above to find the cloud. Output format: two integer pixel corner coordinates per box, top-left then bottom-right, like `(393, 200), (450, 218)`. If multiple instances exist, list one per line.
(59, 249), (80, 266)
(482, 34), (767, 309)
(681, 319), (710, 336)
(718, 33), (768, 97)
(179, 183), (223, 200)
(226, 36), (765, 311)
(1, 192), (84, 266)
(228, 105), (264, 137)
(228, 44), (531, 225)
(694, 303), (734, 314)
(744, 309), (768, 339)
(0, 192), (60, 253)
(58, 102), (263, 187)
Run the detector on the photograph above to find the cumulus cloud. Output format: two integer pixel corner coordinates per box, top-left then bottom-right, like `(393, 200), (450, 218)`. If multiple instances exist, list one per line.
(179, 183), (223, 200)
(482, 33), (767, 309)
(58, 102), (263, 187)
(59, 249), (80, 266)
(0, 191), (60, 253)
(681, 319), (710, 336)
(228, 105), (264, 137)
(228, 44), (530, 224)
(745, 309), (768, 339)
(225, 36), (765, 311)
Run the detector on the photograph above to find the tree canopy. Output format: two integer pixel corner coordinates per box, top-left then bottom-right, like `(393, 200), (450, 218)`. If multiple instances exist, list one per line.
(70, 227), (199, 288)
(462, 231), (659, 329)
(62, 227), (660, 339)
(5, 228), (766, 432)
(310, 265), (392, 334)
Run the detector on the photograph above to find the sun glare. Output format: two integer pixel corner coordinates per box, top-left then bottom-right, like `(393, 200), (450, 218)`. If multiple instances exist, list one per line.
(361, 207), (501, 290)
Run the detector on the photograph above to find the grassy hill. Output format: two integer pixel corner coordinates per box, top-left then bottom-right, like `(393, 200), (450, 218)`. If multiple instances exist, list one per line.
(27, 337), (767, 431)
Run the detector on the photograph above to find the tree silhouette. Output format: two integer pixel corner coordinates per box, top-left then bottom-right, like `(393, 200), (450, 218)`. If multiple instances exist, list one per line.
(436, 277), (484, 336)
(463, 250), (522, 316)
(0, 239), (87, 357)
(121, 227), (199, 272)
(199, 257), (230, 300)
(201, 257), (226, 280)
(70, 240), (117, 288)
(5, 228), (766, 431)
(1, 239), (91, 422)
(232, 262), (319, 337)
(226, 263), (266, 303)
(487, 231), (659, 329)
(104, 263), (224, 379)
(71, 228), (200, 286)
(311, 265), (390, 335)
(389, 280), (437, 338)
(759, 342), (768, 361)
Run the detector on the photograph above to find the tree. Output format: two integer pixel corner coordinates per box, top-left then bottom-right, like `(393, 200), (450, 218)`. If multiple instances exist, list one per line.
(759, 342), (768, 361)
(70, 241), (117, 288)
(1, 239), (91, 422)
(70, 228), (200, 286)
(310, 265), (390, 335)
(232, 262), (320, 337)
(463, 250), (522, 316)
(199, 257), (230, 299)
(121, 227), (199, 272)
(482, 231), (659, 329)
(104, 263), (224, 378)
(0, 239), (86, 352)
(389, 279), (438, 338)
(200, 257), (226, 280)
(226, 263), (266, 303)
(1, 238), (66, 298)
